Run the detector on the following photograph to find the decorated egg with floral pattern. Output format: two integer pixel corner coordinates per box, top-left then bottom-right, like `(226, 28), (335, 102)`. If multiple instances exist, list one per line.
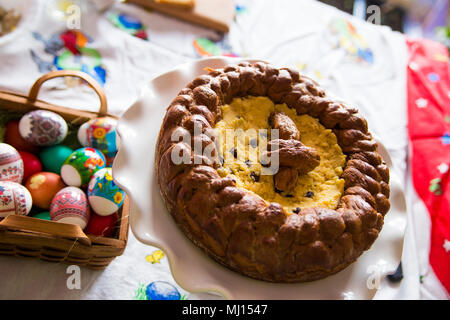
(0, 143), (24, 183)
(87, 167), (125, 216)
(77, 117), (118, 162)
(0, 181), (32, 218)
(19, 110), (68, 146)
(50, 186), (90, 229)
(60, 148), (106, 187)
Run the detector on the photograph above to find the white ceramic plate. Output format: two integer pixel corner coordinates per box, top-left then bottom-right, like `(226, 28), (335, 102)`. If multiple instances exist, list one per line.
(113, 57), (407, 300)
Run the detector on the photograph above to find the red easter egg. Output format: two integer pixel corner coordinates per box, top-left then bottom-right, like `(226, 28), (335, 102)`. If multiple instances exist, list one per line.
(85, 212), (118, 237)
(18, 151), (43, 181)
(4, 120), (39, 154)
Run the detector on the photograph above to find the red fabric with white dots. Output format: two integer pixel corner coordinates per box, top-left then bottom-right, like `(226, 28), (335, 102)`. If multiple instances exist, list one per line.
(407, 38), (450, 294)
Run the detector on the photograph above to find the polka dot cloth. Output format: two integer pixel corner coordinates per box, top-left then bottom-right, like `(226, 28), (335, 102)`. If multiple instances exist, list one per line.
(407, 37), (450, 293)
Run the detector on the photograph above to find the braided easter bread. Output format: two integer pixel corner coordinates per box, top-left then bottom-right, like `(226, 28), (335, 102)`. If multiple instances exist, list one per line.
(155, 62), (390, 282)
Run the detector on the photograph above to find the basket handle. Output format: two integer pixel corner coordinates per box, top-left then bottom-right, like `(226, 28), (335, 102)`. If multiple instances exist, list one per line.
(0, 215), (91, 246)
(28, 70), (108, 117)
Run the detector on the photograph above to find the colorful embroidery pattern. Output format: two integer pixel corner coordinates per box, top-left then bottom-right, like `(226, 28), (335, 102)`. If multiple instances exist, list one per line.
(193, 37), (238, 58)
(329, 18), (374, 64)
(108, 12), (148, 40)
(135, 281), (186, 300)
(235, 3), (248, 15)
(30, 30), (107, 85)
(145, 250), (165, 264)
(135, 250), (186, 299)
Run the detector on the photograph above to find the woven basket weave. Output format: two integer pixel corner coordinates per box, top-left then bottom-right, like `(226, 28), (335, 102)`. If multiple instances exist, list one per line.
(0, 70), (129, 269)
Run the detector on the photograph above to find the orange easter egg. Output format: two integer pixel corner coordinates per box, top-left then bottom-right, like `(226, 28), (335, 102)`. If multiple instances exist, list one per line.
(25, 172), (66, 209)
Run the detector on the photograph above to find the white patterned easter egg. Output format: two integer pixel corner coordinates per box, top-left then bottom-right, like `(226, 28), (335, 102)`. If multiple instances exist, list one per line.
(87, 167), (125, 216)
(0, 181), (32, 218)
(0, 143), (24, 183)
(19, 110), (68, 146)
(50, 186), (90, 229)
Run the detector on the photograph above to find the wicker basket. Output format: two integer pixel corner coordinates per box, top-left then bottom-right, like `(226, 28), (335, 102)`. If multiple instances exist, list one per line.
(0, 70), (129, 269)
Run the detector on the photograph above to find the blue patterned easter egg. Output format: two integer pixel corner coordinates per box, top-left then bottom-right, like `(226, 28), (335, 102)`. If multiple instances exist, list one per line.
(77, 117), (118, 160)
(87, 167), (125, 216)
(61, 147), (106, 187)
(145, 281), (181, 300)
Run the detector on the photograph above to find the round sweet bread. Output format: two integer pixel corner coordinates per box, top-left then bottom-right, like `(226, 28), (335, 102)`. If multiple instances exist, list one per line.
(155, 61), (390, 282)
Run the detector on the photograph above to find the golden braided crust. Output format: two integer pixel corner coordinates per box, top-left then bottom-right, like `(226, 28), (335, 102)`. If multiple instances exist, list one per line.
(155, 62), (390, 282)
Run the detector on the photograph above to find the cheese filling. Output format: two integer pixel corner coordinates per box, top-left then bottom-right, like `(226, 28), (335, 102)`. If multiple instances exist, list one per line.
(214, 96), (346, 214)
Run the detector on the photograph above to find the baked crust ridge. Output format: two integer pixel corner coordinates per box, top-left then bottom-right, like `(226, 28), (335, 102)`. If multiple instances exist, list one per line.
(155, 61), (390, 282)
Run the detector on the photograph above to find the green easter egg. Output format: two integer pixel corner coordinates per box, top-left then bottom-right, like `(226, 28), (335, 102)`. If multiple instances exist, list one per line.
(40, 145), (74, 174)
(61, 147), (106, 187)
(33, 211), (51, 221)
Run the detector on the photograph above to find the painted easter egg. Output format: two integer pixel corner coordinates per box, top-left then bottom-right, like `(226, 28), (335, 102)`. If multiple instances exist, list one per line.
(19, 151), (43, 181)
(0, 181), (32, 217)
(4, 120), (40, 154)
(87, 167), (125, 216)
(50, 186), (90, 229)
(85, 212), (118, 237)
(19, 110), (68, 146)
(25, 172), (66, 209)
(40, 145), (73, 174)
(60, 147), (106, 187)
(33, 211), (51, 220)
(77, 117), (118, 160)
(0, 143), (24, 183)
